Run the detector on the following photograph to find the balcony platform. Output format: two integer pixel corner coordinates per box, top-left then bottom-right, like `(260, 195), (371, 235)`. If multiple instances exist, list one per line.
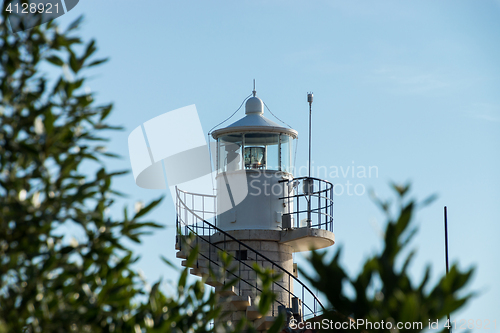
(205, 228), (335, 253)
(279, 227), (335, 252)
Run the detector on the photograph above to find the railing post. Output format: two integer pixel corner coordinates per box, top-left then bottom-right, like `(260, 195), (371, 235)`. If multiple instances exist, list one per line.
(239, 242), (241, 297)
(272, 263), (275, 317)
(196, 228), (199, 268)
(331, 187), (334, 232)
(208, 221), (211, 272)
(284, 180), (287, 214)
(176, 217), (180, 251)
(328, 186), (331, 231)
(223, 233), (226, 286)
(302, 286), (305, 321)
(307, 195), (311, 228)
(202, 196), (205, 223)
(324, 187), (327, 229)
(314, 294), (317, 316)
(296, 191), (300, 228)
(192, 194), (197, 235)
(255, 254), (258, 300)
(319, 182), (322, 229)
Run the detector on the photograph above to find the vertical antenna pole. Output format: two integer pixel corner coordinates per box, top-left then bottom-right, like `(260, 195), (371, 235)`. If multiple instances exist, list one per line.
(307, 93), (313, 178)
(253, 79), (256, 97)
(306, 93), (313, 227)
(444, 206), (452, 332)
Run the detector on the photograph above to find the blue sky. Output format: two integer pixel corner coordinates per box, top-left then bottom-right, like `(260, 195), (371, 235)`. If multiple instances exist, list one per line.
(50, 0), (499, 328)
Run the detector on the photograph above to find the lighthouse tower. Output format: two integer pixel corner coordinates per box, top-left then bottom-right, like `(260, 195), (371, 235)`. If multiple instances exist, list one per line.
(175, 90), (335, 331)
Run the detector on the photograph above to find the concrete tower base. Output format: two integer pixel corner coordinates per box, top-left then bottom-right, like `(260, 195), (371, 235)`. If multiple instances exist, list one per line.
(213, 230), (294, 329)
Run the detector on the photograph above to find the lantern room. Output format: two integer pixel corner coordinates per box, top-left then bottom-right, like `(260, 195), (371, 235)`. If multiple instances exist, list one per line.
(213, 95), (298, 175)
(211, 93), (298, 231)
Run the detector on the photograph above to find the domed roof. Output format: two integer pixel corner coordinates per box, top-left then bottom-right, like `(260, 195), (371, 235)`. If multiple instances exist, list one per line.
(245, 96), (264, 115)
(211, 95), (298, 139)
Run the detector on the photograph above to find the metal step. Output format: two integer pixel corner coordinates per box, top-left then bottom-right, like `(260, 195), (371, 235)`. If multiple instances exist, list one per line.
(181, 259), (213, 268)
(254, 316), (276, 330)
(230, 295), (251, 310)
(206, 277), (224, 287)
(176, 236), (211, 252)
(246, 305), (262, 321)
(189, 267), (208, 277)
(175, 251), (188, 259)
(214, 285), (239, 297)
(189, 265), (227, 286)
(176, 247), (219, 261)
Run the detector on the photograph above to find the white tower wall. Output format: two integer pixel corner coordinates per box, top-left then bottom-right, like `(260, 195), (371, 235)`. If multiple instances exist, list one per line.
(216, 170), (293, 231)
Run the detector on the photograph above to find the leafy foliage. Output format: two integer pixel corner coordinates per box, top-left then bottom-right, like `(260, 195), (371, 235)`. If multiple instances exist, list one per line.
(300, 184), (474, 332)
(0, 10), (286, 333)
(0, 10), (238, 333)
(0, 8), (166, 332)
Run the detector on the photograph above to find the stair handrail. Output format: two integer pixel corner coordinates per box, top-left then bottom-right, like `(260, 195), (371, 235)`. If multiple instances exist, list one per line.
(176, 187), (326, 317)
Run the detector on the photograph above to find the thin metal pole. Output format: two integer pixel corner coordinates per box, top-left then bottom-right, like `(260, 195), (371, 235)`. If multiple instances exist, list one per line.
(308, 94), (312, 178)
(444, 206), (452, 333)
(307, 93), (313, 227)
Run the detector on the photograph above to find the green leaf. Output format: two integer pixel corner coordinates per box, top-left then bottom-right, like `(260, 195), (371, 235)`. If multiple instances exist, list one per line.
(391, 181), (411, 197)
(46, 55), (64, 66)
(99, 104), (113, 121)
(421, 193), (438, 207)
(85, 58), (108, 68)
(69, 50), (80, 73)
(66, 15), (84, 32)
(43, 109), (55, 134)
(160, 255), (179, 271)
(83, 40), (97, 60)
(133, 197), (164, 219)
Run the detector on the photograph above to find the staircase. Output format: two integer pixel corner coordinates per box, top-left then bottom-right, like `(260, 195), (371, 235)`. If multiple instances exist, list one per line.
(175, 177), (334, 331)
(175, 237), (280, 331)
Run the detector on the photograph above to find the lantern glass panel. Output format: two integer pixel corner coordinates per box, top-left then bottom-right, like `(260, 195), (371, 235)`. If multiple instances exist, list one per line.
(218, 134), (243, 173)
(280, 134), (292, 174)
(243, 133), (280, 170)
(244, 147), (265, 169)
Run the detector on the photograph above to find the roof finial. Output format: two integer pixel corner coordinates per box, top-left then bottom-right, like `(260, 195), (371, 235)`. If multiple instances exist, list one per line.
(252, 79), (256, 97)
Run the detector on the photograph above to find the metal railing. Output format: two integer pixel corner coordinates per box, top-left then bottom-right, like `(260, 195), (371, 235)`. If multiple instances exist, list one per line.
(175, 187), (325, 322)
(278, 177), (334, 232)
